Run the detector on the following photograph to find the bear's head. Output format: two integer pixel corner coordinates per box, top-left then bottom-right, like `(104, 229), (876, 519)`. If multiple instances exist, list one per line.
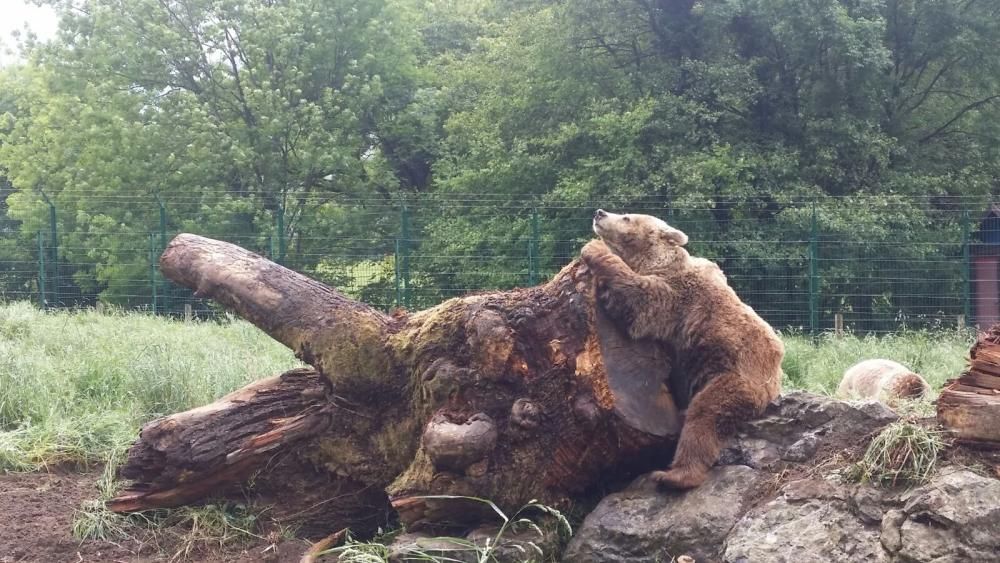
(592, 209), (689, 271)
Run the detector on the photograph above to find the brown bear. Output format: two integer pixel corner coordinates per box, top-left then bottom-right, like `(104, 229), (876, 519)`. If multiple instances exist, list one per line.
(580, 209), (784, 489)
(837, 359), (931, 404)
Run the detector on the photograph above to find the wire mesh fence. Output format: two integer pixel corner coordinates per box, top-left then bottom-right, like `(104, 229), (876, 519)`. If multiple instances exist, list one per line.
(1, 193), (995, 335)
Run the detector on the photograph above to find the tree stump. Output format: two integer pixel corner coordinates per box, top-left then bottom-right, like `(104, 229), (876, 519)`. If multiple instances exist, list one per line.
(109, 234), (682, 535)
(937, 325), (1000, 448)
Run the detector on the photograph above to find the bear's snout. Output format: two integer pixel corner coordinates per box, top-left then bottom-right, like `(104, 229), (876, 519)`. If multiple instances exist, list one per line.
(594, 209), (607, 220)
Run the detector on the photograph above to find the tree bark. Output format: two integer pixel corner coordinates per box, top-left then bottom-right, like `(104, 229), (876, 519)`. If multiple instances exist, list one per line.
(938, 325), (1000, 449)
(111, 233), (681, 534)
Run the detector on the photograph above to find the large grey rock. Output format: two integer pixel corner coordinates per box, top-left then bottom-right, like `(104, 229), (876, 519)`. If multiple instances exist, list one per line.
(721, 390), (898, 470)
(723, 478), (889, 563)
(718, 470), (1000, 563)
(890, 469), (1000, 562)
(563, 465), (764, 563)
(561, 392), (1000, 563)
(564, 393), (900, 563)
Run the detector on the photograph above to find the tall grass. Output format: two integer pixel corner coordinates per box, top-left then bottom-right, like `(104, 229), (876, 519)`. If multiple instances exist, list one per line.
(780, 329), (972, 396)
(0, 301), (299, 471)
(0, 302), (974, 471)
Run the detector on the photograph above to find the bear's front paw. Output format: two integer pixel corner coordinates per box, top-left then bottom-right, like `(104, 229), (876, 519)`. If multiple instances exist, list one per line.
(650, 467), (708, 490)
(581, 239), (610, 264)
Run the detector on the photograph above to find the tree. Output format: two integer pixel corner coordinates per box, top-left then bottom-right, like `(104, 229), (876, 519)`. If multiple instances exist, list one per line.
(0, 0), (428, 305)
(3, 0), (1000, 328)
(110, 233), (681, 537)
(423, 0), (1000, 329)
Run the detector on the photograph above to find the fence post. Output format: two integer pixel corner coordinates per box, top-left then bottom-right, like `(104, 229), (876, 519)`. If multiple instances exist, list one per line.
(39, 190), (58, 307)
(154, 194), (168, 313)
(962, 209), (971, 327)
(528, 207), (539, 286)
(399, 204), (411, 308)
(394, 238), (402, 308)
(275, 205), (286, 265)
(149, 233), (158, 313)
(809, 202), (819, 340)
(37, 231), (47, 308)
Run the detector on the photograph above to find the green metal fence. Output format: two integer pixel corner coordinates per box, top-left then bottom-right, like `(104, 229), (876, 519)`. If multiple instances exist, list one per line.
(0, 194), (989, 335)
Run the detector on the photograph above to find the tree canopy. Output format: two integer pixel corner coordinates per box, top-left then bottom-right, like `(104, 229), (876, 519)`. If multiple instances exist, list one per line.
(1, 0), (999, 328)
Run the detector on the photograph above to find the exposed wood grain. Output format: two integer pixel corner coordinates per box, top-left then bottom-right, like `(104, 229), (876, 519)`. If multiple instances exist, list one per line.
(938, 327), (1000, 446)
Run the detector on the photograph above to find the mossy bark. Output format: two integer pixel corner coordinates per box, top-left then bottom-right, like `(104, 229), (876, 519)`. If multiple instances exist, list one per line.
(111, 234), (681, 534)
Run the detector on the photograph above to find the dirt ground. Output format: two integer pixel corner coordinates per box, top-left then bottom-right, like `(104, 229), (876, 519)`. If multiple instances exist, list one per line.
(0, 469), (313, 563)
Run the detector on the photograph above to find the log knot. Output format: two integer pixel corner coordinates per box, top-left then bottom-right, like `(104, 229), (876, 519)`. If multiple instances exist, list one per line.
(511, 398), (543, 430)
(573, 394), (602, 430)
(422, 412), (498, 472)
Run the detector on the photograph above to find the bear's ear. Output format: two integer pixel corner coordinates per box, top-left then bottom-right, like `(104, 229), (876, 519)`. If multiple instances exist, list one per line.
(660, 227), (689, 247)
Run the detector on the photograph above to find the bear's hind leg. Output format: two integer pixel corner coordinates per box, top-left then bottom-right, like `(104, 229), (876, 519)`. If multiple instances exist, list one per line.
(652, 371), (768, 490)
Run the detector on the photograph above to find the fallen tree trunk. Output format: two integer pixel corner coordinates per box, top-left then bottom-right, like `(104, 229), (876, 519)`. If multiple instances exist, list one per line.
(110, 234), (681, 534)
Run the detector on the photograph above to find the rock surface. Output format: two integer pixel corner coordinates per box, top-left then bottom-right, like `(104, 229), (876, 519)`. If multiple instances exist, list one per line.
(723, 478), (888, 563)
(563, 466), (764, 562)
(565, 391), (1000, 563)
(719, 390), (898, 470)
(892, 469), (1000, 562)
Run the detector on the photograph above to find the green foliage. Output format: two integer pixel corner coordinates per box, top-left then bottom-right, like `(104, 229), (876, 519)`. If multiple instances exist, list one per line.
(1, 0), (1000, 324)
(0, 0), (428, 304)
(0, 301), (298, 470)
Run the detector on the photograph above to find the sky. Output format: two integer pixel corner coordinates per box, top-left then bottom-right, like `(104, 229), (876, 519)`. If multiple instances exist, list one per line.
(0, 0), (60, 66)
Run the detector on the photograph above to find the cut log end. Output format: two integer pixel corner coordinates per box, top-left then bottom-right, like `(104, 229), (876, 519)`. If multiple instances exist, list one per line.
(594, 304), (681, 437)
(938, 327), (1000, 447)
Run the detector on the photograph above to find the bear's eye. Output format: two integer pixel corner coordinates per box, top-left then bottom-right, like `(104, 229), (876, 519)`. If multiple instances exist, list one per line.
(622, 216), (630, 222)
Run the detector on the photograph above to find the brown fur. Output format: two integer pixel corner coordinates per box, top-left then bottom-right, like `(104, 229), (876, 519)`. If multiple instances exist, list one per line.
(837, 359), (931, 403)
(580, 210), (784, 490)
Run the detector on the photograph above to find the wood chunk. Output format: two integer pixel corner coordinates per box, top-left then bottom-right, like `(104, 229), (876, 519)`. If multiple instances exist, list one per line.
(938, 326), (1000, 446)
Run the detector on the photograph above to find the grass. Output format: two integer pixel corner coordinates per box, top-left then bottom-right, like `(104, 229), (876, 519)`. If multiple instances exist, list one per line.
(0, 302), (973, 472)
(325, 495), (572, 563)
(0, 301), (298, 558)
(74, 499), (269, 561)
(779, 328), (972, 396)
(71, 446), (134, 541)
(0, 302), (973, 559)
(846, 421), (946, 487)
(70, 444), (279, 561)
(0, 301), (299, 471)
